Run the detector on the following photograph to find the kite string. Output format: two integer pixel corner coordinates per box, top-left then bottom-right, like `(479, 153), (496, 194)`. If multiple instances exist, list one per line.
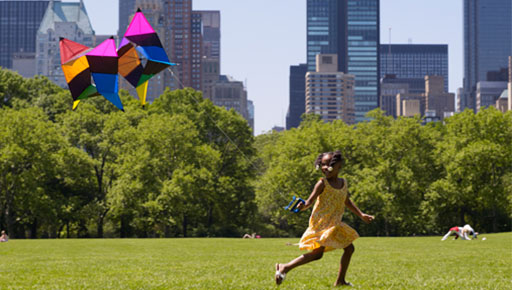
(166, 68), (257, 170)
(166, 68), (291, 201)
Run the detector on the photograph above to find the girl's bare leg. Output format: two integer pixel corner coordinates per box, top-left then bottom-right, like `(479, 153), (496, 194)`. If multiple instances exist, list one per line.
(334, 243), (355, 286)
(276, 246), (325, 284)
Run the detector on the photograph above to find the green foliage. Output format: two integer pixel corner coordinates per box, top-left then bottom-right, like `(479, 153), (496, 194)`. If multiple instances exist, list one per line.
(0, 69), (256, 238)
(0, 68), (510, 238)
(255, 108), (512, 236)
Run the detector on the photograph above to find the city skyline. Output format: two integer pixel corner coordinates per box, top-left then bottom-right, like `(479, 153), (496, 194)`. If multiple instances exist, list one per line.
(82, 0), (463, 134)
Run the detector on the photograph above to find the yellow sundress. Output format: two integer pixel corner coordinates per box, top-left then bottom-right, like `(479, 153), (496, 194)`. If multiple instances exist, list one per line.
(299, 177), (359, 252)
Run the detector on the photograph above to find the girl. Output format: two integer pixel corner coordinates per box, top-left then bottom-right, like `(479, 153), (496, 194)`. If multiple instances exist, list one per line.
(275, 151), (374, 287)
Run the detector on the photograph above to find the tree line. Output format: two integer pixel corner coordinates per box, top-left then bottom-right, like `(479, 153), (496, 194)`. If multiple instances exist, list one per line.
(0, 68), (511, 238)
(0, 68), (256, 238)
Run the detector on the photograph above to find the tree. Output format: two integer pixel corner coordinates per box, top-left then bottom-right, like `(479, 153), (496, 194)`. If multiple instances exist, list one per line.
(0, 108), (68, 237)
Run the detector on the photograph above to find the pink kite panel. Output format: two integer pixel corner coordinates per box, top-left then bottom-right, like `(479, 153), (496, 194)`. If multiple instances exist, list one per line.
(87, 38), (118, 57)
(124, 11), (155, 37)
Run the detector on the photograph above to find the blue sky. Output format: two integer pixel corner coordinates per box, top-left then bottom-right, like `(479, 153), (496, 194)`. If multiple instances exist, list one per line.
(83, 0), (462, 134)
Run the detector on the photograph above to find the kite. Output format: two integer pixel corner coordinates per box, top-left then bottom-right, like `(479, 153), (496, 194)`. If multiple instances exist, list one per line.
(59, 9), (172, 111)
(119, 8), (174, 106)
(59, 38), (99, 110)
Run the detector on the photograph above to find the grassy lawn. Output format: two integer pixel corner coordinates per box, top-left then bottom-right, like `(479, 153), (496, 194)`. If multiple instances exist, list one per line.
(0, 233), (510, 289)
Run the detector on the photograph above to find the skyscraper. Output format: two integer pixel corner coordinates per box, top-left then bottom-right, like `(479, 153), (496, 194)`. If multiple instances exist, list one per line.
(286, 63), (308, 129)
(118, 0), (136, 39)
(163, 0), (203, 91)
(306, 0), (345, 72)
(346, 0), (380, 122)
(196, 11), (220, 62)
(306, 0), (379, 123)
(0, 0), (50, 69)
(196, 10), (220, 99)
(380, 44), (448, 92)
(462, 0), (512, 111)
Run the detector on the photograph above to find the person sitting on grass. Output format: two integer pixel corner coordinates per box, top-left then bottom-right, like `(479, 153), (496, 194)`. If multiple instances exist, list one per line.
(0, 230), (8, 242)
(275, 151), (374, 287)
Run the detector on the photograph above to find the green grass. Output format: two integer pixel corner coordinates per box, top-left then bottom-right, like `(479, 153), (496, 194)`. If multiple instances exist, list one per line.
(0, 233), (510, 289)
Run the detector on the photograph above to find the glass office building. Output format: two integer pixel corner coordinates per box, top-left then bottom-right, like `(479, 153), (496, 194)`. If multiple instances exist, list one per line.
(380, 44), (448, 92)
(463, 0), (512, 110)
(306, 0), (346, 72)
(0, 0), (50, 69)
(286, 63), (308, 129)
(306, 0), (379, 123)
(346, 0), (380, 122)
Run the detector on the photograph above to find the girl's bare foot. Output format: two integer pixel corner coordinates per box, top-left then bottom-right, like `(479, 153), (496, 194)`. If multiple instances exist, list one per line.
(275, 263), (286, 285)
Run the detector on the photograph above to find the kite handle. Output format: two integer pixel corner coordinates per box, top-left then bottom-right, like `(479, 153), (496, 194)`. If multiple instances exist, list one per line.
(284, 196), (305, 213)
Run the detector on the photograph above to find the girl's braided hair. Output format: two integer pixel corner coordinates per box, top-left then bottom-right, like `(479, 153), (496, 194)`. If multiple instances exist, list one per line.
(314, 150), (344, 169)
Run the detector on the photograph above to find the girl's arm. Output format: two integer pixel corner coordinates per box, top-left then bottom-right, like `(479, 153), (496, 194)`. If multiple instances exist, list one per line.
(345, 193), (374, 224)
(297, 179), (324, 211)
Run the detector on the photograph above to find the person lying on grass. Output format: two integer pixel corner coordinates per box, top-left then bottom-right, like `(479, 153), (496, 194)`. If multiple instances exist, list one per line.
(275, 150), (374, 287)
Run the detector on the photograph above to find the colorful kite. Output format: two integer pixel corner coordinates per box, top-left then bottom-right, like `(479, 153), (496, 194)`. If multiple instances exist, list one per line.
(59, 9), (172, 111)
(59, 38), (99, 110)
(119, 8), (174, 106)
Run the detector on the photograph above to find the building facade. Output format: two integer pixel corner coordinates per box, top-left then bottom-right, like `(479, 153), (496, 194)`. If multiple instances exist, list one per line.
(0, 0), (50, 70)
(286, 64), (308, 129)
(164, 0), (201, 91)
(247, 99), (254, 132)
(197, 10), (221, 100)
(396, 92), (424, 118)
(380, 44), (448, 92)
(36, 0), (94, 88)
(509, 56), (512, 111)
(196, 11), (220, 61)
(212, 75), (249, 123)
(346, 0), (380, 122)
(306, 0), (379, 123)
(462, 0), (512, 111)
(305, 54), (355, 124)
(380, 75), (410, 118)
(476, 81), (508, 112)
(201, 57), (220, 100)
(306, 0), (345, 72)
(12, 52), (36, 78)
(397, 75), (455, 120)
(424, 75), (455, 120)
(118, 0), (136, 40)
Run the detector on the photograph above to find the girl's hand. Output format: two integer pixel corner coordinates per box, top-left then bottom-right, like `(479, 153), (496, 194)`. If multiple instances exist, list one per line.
(361, 214), (374, 224)
(297, 201), (306, 211)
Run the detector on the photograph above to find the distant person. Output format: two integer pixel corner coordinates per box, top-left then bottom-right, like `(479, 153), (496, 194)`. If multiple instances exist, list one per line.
(275, 151), (374, 287)
(243, 233), (257, 239)
(0, 230), (8, 242)
(441, 224), (478, 241)
(441, 226), (466, 240)
(462, 224), (478, 240)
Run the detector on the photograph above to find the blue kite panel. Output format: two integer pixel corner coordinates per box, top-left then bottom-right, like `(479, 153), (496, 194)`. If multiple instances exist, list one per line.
(140, 46), (171, 64)
(102, 93), (124, 111)
(92, 73), (119, 94)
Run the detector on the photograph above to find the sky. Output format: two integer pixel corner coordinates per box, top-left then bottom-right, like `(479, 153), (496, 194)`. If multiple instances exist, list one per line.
(83, 0), (463, 135)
